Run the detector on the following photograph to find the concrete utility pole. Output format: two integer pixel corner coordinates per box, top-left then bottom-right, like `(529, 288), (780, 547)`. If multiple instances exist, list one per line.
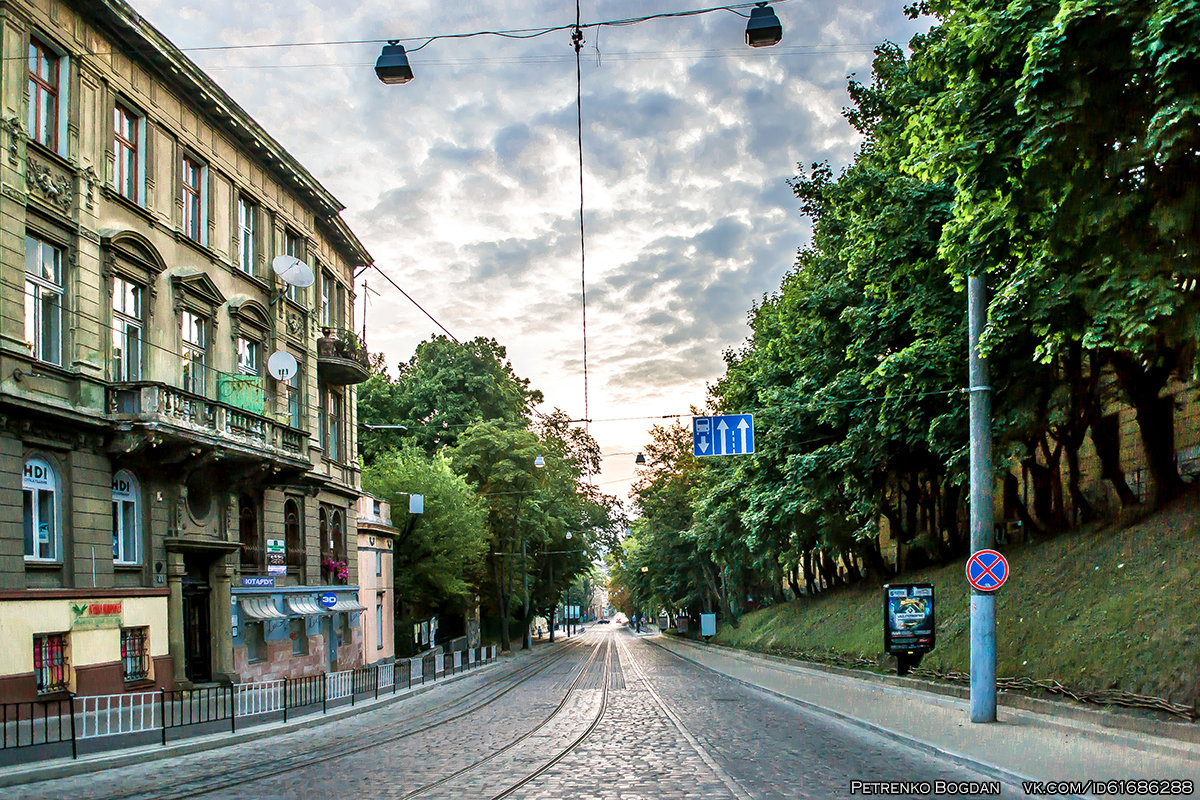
(968, 274), (996, 723)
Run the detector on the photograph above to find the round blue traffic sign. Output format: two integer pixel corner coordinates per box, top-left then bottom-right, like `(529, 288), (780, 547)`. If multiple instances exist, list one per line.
(318, 592), (338, 608)
(965, 549), (1009, 592)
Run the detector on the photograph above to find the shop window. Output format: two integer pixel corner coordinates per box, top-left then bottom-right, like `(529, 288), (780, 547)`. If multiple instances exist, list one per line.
(23, 457), (60, 562)
(245, 623), (265, 662)
(290, 618), (308, 656)
(33, 633), (69, 693)
(112, 470), (140, 564)
(120, 627), (149, 682)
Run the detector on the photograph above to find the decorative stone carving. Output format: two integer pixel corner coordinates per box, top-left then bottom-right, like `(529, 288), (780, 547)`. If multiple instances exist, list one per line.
(78, 165), (98, 210)
(2, 116), (23, 166)
(29, 158), (72, 213)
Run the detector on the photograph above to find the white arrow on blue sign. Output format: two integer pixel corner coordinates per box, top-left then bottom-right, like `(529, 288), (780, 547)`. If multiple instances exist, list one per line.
(693, 414), (755, 457)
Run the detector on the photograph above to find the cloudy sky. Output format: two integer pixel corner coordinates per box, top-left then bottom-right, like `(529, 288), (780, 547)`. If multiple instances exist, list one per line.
(135, 0), (928, 501)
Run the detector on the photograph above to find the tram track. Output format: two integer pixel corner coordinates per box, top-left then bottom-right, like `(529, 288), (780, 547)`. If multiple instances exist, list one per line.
(85, 634), (594, 800)
(402, 634), (611, 800)
(485, 633), (613, 800)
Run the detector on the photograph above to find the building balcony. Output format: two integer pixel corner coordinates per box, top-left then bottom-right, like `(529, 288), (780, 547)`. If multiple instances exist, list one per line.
(107, 382), (311, 475)
(317, 328), (371, 385)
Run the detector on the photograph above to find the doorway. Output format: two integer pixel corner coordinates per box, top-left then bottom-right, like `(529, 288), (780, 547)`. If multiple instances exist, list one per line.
(182, 580), (212, 682)
(325, 614), (339, 672)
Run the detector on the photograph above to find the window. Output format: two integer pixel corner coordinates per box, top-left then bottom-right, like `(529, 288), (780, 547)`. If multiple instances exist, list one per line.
(113, 103), (140, 203)
(112, 470), (140, 564)
(236, 337), (259, 376)
(237, 196), (257, 275)
(245, 623), (265, 662)
(239, 494), (261, 573)
(34, 633), (69, 693)
(181, 310), (206, 395)
(120, 627), (149, 682)
(324, 388), (343, 461)
(181, 156), (205, 243)
(284, 498), (305, 574)
(23, 457), (59, 562)
(330, 510), (345, 563)
(111, 277), (142, 381)
(290, 618), (308, 656)
(375, 549), (382, 578)
(286, 369), (302, 429)
(284, 230), (304, 302)
(376, 595), (384, 650)
(320, 271), (333, 327)
(24, 235), (63, 365)
(27, 38), (60, 151)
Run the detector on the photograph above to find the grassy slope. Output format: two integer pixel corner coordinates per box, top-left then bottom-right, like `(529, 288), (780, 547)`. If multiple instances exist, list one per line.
(713, 488), (1200, 706)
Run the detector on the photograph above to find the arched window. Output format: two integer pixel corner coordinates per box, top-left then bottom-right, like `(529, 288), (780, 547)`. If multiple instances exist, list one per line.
(330, 510), (345, 563)
(23, 457), (59, 561)
(318, 506), (329, 559)
(239, 494), (260, 573)
(112, 470), (140, 564)
(284, 498), (304, 574)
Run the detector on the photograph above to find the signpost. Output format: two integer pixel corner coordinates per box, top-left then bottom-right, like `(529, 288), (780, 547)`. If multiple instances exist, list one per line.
(966, 550), (1009, 592)
(883, 583), (935, 676)
(693, 414), (755, 458)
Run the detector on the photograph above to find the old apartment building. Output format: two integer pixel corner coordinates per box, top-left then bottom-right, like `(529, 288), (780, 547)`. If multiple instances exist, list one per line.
(0, 0), (375, 701)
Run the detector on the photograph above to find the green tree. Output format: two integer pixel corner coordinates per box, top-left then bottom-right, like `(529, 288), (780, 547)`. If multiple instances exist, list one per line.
(361, 443), (488, 616)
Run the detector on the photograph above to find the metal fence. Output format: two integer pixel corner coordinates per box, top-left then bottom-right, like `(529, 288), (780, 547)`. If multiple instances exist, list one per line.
(1, 645), (497, 765)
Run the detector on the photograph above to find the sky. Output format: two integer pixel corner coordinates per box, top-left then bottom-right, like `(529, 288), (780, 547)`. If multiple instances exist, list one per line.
(134, 0), (929, 504)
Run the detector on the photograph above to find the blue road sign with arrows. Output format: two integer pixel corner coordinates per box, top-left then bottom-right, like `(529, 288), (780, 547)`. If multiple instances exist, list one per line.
(693, 414), (755, 457)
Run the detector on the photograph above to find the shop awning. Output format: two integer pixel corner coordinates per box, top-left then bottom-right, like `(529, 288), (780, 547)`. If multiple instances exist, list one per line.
(330, 597), (367, 613)
(285, 596), (330, 617)
(238, 597), (287, 620)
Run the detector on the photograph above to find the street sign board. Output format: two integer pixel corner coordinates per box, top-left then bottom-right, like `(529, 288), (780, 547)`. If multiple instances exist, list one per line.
(693, 414), (755, 457)
(883, 583), (935, 655)
(966, 549), (1009, 592)
(319, 592), (338, 609)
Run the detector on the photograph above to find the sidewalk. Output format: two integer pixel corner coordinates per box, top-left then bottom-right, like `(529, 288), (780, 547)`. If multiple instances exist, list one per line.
(644, 634), (1200, 788)
(0, 650), (519, 788)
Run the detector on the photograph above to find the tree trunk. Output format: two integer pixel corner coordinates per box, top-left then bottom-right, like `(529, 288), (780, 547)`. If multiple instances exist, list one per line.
(490, 554), (511, 653)
(787, 564), (802, 598)
(1111, 351), (1184, 507)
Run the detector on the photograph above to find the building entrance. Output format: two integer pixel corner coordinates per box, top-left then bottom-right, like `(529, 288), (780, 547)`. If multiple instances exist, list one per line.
(182, 580), (212, 682)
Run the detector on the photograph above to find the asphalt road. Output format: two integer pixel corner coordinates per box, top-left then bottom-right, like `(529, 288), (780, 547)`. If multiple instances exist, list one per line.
(8, 627), (1022, 800)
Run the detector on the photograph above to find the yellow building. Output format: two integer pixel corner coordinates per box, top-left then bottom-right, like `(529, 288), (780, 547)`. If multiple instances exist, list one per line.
(0, 0), (372, 701)
(356, 493), (395, 665)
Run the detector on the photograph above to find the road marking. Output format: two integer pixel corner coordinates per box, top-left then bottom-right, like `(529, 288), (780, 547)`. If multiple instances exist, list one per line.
(615, 632), (752, 800)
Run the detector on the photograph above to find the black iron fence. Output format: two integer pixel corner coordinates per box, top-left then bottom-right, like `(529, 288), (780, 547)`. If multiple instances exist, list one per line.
(1, 645), (497, 766)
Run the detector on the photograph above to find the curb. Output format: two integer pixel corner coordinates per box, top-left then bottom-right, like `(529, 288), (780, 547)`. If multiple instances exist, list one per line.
(0, 658), (504, 787)
(680, 636), (1200, 747)
(642, 635), (1047, 795)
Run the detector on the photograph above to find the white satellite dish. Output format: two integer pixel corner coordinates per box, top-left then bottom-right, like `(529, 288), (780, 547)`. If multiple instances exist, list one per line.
(267, 350), (299, 382)
(272, 255), (315, 288)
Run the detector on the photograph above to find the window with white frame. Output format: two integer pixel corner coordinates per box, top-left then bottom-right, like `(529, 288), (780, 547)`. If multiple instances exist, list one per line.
(181, 156), (206, 244)
(111, 276), (142, 381)
(23, 457), (59, 562)
(181, 310), (207, 395)
(27, 37), (64, 153)
(112, 470), (140, 565)
(286, 368), (302, 429)
(113, 103), (141, 203)
(284, 230), (304, 302)
(326, 388), (343, 461)
(237, 196), (257, 275)
(236, 337), (259, 376)
(320, 271), (333, 328)
(24, 235), (63, 366)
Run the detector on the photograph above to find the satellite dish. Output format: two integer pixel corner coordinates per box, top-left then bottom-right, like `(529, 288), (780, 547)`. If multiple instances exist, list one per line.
(267, 350), (299, 382)
(272, 255), (315, 288)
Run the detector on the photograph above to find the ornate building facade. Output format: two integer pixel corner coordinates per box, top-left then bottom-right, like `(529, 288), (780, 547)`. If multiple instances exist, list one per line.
(0, 0), (372, 701)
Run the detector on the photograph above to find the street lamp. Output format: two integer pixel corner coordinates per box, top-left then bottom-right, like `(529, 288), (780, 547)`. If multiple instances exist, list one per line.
(374, 4), (784, 86)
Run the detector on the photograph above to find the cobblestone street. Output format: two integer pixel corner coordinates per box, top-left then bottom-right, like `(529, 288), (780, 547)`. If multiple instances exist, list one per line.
(8, 627), (1029, 800)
